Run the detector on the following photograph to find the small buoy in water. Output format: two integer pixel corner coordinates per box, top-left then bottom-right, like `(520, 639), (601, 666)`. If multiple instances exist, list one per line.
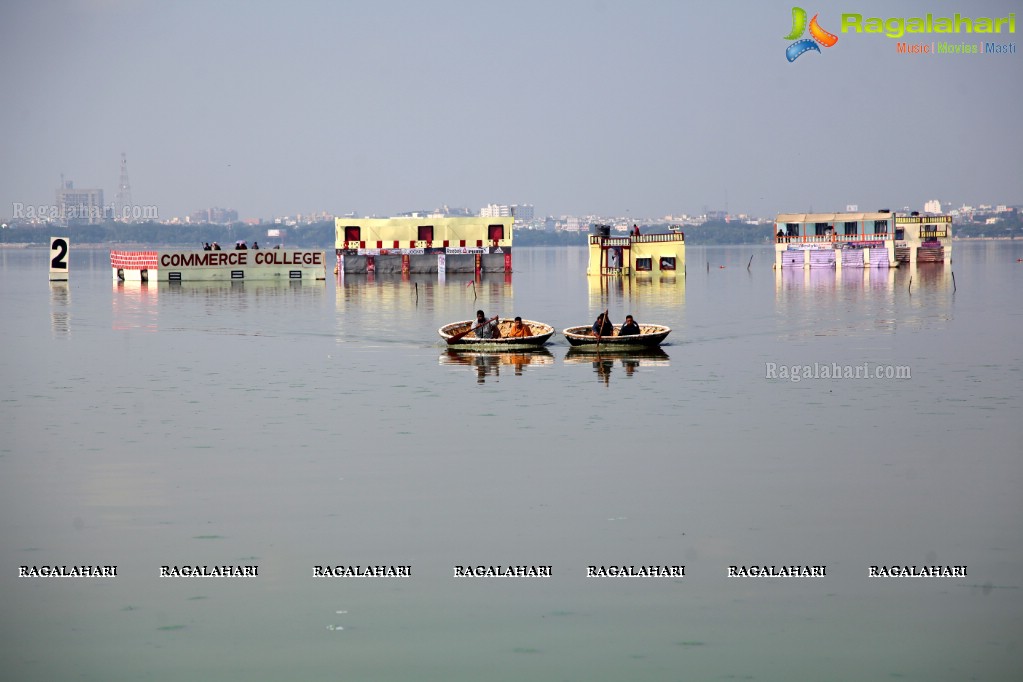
(719, 265), (726, 269)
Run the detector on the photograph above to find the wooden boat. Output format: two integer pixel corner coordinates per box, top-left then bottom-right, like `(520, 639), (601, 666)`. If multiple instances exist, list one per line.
(561, 324), (671, 350)
(438, 319), (555, 350)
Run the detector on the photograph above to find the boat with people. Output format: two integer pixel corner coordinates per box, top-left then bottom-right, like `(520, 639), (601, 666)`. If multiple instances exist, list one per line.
(561, 323), (671, 350)
(438, 318), (555, 350)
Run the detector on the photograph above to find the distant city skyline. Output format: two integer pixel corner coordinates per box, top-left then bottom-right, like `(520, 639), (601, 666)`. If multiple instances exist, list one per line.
(1, 1), (1020, 222)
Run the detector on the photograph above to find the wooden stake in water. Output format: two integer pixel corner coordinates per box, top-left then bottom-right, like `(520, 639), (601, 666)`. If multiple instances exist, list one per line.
(747, 254), (753, 271)
(952, 271), (956, 292)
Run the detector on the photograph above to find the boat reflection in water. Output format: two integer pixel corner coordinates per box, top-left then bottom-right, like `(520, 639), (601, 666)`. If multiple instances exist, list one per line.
(564, 347), (670, 386)
(439, 348), (555, 384)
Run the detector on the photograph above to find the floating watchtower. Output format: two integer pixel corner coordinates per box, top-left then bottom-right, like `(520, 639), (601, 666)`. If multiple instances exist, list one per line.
(586, 224), (685, 276)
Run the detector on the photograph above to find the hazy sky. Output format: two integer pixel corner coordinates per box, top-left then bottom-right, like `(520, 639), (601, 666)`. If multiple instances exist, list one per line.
(2, 0), (1020, 221)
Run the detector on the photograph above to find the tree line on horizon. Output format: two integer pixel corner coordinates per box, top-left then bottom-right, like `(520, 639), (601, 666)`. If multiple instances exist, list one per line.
(1, 216), (1019, 247)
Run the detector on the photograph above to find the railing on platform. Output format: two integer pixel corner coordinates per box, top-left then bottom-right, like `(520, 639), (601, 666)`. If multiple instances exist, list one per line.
(589, 233), (684, 246)
(775, 233), (891, 244)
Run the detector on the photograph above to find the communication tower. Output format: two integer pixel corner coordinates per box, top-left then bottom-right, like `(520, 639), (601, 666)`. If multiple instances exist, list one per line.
(116, 152), (133, 222)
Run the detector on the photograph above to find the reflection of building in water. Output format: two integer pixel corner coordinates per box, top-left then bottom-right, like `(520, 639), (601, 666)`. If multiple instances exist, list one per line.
(335, 216), (513, 275)
(587, 271), (685, 311)
(774, 262), (953, 336)
(112, 280), (159, 332)
(50, 281), (71, 336)
(774, 211), (952, 270)
(112, 279), (326, 331)
(336, 275), (512, 335)
(439, 349), (554, 383)
(587, 224), (685, 277)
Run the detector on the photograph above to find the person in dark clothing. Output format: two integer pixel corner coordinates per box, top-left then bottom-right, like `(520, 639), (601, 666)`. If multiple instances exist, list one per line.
(619, 314), (641, 336)
(470, 309), (500, 339)
(592, 312), (613, 337)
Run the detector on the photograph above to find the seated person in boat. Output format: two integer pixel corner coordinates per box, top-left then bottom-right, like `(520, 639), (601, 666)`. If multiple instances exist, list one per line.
(469, 309), (500, 339)
(592, 312), (613, 337)
(507, 316), (533, 338)
(619, 314), (641, 336)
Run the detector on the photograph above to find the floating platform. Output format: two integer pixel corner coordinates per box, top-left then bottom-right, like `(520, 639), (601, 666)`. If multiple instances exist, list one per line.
(111, 249), (327, 282)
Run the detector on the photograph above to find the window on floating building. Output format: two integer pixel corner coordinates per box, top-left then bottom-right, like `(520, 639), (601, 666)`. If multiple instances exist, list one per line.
(659, 256), (676, 271)
(785, 223), (799, 236)
(873, 220), (888, 234)
(344, 226), (360, 242)
(488, 225), (504, 241)
(418, 225), (433, 243)
(815, 222), (830, 236)
(636, 257), (652, 271)
(844, 221), (858, 235)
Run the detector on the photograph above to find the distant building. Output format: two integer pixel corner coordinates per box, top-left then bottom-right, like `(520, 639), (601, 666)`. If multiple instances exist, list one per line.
(56, 180), (104, 225)
(432, 205), (474, 217)
(924, 199), (942, 214)
(561, 216), (585, 232)
(189, 207), (239, 224)
(512, 204), (534, 221)
(481, 203), (534, 222)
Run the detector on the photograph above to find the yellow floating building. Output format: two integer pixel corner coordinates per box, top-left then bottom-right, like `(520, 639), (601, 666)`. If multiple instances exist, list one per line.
(586, 225), (686, 276)
(334, 216), (513, 274)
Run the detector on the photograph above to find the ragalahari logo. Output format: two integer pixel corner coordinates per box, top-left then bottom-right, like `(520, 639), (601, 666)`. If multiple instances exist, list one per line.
(784, 7), (839, 61)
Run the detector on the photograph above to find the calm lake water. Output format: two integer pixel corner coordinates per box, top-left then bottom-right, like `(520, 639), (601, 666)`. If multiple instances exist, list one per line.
(1, 242), (1021, 681)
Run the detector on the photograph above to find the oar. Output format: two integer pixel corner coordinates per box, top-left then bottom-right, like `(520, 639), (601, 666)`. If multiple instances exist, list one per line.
(446, 316), (498, 344)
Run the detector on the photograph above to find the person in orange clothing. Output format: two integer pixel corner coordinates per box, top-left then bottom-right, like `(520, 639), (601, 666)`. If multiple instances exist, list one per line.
(507, 316), (533, 338)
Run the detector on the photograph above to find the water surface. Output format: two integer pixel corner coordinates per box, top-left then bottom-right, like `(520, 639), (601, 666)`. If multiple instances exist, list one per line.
(1, 243), (1021, 681)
